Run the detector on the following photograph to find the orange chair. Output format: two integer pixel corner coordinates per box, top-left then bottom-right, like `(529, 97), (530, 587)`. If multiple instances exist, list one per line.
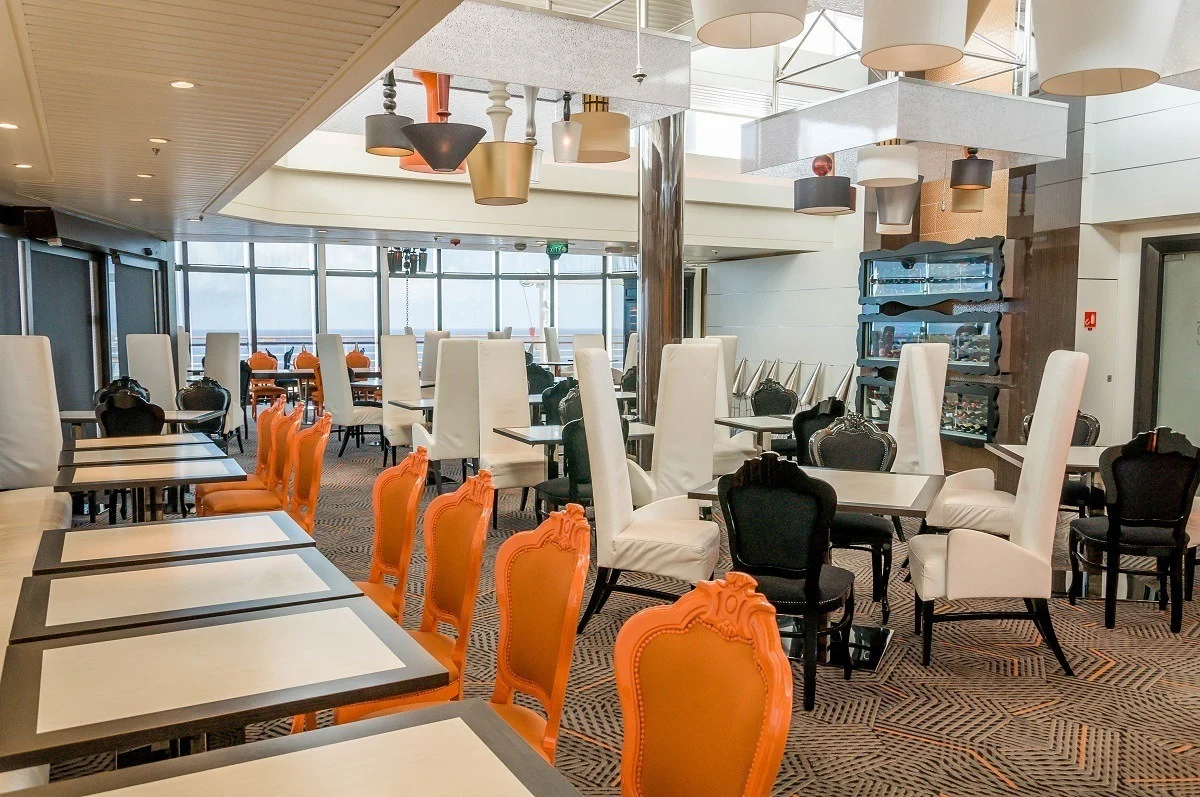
(345, 346), (370, 372)
(356, 447), (429, 619)
(193, 397), (284, 504)
(197, 402), (302, 506)
(613, 572), (793, 797)
(295, 349), (322, 416)
(247, 351), (287, 418)
(331, 470), (494, 725)
(200, 413), (333, 535)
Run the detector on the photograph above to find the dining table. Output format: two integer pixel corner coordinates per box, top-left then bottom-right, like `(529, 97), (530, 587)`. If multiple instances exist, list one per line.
(58, 442), (228, 468)
(493, 423), (654, 479)
(714, 414), (796, 450)
(59, 410), (222, 439)
(55, 458), (245, 522)
(66, 432), (212, 450)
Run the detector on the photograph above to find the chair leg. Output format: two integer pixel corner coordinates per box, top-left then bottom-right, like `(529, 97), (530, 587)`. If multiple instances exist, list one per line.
(1157, 557), (1170, 611)
(1029, 598), (1073, 676)
(88, 491), (97, 524)
(802, 611), (819, 711)
(879, 543), (892, 626)
(577, 567), (618, 633)
(108, 491), (117, 525)
(433, 463), (444, 495)
(1170, 551), (1184, 633)
(337, 428), (352, 457)
(519, 487), (529, 512)
(1067, 527), (1082, 605)
(1186, 547), (1196, 602)
(535, 497), (546, 524)
(891, 515), (906, 542)
(841, 591), (855, 681)
(492, 489), (499, 529)
(235, 427), (244, 454)
(921, 601), (934, 666)
(914, 592), (922, 634)
(1104, 545), (1120, 629)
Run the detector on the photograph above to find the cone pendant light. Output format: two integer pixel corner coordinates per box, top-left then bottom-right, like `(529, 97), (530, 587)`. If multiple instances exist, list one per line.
(523, 85), (543, 184)
(364, 70), (414, 156)
(575, 95), (630, 163)
(552, 92), (582, 164)
(799, 362), (823, 406)
(401, 72), (484, 174)
(782, 361), (802, 394)
(731, 357), (749, 398)
(466, 82), (534, 206)
(875, 175), (923, 234)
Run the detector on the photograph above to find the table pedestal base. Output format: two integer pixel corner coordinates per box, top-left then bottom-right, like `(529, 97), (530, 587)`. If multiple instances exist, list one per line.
(777, 618), (893, 672)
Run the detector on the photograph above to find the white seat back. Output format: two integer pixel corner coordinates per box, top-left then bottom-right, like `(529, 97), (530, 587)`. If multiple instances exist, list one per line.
(420, 331), (449, 382)
(578, 348), (634, 569)
(203, 332), (242, 434)
(381, 334), (423, 443)
(684, 337), (732, 446)
(478, 340), (534, 460)
(706, 335), (737, 397)
(126, 334), (178, 409)
(175, 326), (190, 389)
(890, 343), (948, 475)
(0, 336), (61, 489)
(430, 339), (480, 459)
(502, 326), (513, 339)
(544, 327), (561, 362)
(315, 333), (354, 426)
(487, 331), (507, 340)
(623, 331), (639, 371)
(573, 333), (606, 355)
(649, 343), (718, 501)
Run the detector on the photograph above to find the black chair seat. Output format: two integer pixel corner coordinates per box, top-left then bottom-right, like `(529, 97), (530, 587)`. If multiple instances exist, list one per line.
(534, 477), (592, 503)
(830, 512), (894, 546)
(1062, 480), (1105, 510)
(754, 565), (855, 613)
(770, 438), (798, 456)
(1071, 516), (1181, 550)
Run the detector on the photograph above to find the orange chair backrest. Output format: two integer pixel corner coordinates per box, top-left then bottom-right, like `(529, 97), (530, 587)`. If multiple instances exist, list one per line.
(285, 413), (333, 534)
(491, 503), (591, 762)
(254, 398), (286, 478)
(294, 348), (317, 369)
(419, 470), (495, 670)
(267, 403), (304, 492)
(613, 573), (792, 797)
(311, 357), (325, 398)
(247, 351), (279, 388)
(346, 347), (370, 369)
(369, 446), (430, 617)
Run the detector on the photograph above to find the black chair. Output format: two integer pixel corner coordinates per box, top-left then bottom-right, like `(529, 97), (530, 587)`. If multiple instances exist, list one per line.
(809, 414), (899, 624)
(96, 391), (166, 437)
(533, 418), (631, 522)
(236, 360), (252, 452)
(1023, 411), (1104, 516)
(175, 377), (231, 452)
(559, 387), (583, 425)
(777, 397), (845, 463)
(277, 346), (299, 398)
(620, 366), (637, 392)
(541, 378), (577, 426)
(1068, 428), (1200, 633)
(525, 350), (535, 366)
(751, 378), (798, 416)
(526, 363), (556, 397)
(718, 452), (854, 711)
(94, 377), (149, 406)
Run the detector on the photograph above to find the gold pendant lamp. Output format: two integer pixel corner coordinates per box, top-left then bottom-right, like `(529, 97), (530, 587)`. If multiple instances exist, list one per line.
(466, 81), (535, 206)
(575, 95), (630, 163)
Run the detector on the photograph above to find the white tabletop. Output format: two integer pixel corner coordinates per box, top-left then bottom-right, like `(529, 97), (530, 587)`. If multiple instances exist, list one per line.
(71, 433), (210, 450)
(56, 458), (244, 491)
(64, 443), (226, 466)
(714, 415), (794, 434)
(987, 443), (1105, 473)
(689, 467), (945, 518)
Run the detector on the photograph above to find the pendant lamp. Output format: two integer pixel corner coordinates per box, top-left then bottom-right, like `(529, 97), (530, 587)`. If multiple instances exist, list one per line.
(861, 0), (968, 73)
(831, 364), (854, 404)
(575, 95), (630, 163)
(950, 186), (985, 213)
(950, 147), (992, 189)
(552, 92), (582, 164)
(465, 82), (534, 206)
(693, 0), (808, 49)
(364, 70), (414, 157)
(795, 154), (856, 215)
(875, 175), (924, 233)
(401, 72), (483, 174)
(522, 85), (543, 184)
(1033, 0), (1181, 96)
(857, 141), (919, 188)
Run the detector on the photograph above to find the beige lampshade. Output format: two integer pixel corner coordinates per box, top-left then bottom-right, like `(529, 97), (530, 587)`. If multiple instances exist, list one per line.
(575, 95), (630, 163)
(857, 143), (919, 187)
(877, 220), (913, 234)
(861, 0), (968, 73)
(950, 186), (985, 213)
(694, 0), (808, 49)
(467, 142), (534, 205)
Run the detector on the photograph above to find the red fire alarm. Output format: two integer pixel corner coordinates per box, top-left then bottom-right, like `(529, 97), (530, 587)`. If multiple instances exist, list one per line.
(1083, 311), (1098, 331)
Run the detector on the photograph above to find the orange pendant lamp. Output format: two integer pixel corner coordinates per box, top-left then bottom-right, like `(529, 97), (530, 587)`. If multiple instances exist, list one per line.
(401, 71), (477, 174)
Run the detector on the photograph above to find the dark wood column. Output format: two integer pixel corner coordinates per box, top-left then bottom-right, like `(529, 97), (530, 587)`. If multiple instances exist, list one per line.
(636, 112), (685, 426)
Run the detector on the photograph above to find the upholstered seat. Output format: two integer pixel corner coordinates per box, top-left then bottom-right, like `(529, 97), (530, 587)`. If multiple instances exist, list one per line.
(614, 507), (721, 583)
(755, 567), (856, 613)
(1072, 516), (1181, 549)
(1061, 480), (1106, 513)
(356, 580), (401, 619)
(201, 486), (284, 515)
(830, 513), (894, 544)
(927, 481), (1015, 535)
(534, 477), (592, 502)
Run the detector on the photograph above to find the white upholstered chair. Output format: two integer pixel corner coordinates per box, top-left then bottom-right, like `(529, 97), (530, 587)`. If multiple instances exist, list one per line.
(544, 327), (562, 362)
(683, 337), (756, 477)
(380, 334), (424, 466)
(175, 326), (190, 389)
(204, 332), (243, 441)
(316, 333), (384, 458)
(487, 330), (507, 340)
(626, 343), (720, 508)
(909, 350), (1088, 675)
(889, 343), (949, 478)
(575, 348), (720, 632)
(412, 339), (479, 491)
(420, 330), (449, 384)
(622, 331), (638, 371)
(126, 333), (178, 410)
(477, 340), (545, 524)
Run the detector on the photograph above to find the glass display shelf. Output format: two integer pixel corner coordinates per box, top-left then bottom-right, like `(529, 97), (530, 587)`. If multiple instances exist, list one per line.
(858, 377), (999, 446)
(858, 310), (1001, 375)
(860, 236), (1005, 306)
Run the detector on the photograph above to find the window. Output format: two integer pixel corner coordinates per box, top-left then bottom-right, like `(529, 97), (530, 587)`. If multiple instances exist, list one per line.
(610, 255), (637, 273)
(441, 278), (494, 336)
(327, 275), (378, 362)
(442, 249), (494, 274)
(609, 277), (636, 367)
(500, 251), (550, 274)
(501, 279), (550, 341)
(187, 242), (246, 267)
(187, 270), (249, 364)
(255, 273), (314, 354)
(254, 243), (313, 270)
(558, 279), (604, 359)
(555, 253), (603, 274)
(325, 244), (376, 272)
(389, 275), (437, 336)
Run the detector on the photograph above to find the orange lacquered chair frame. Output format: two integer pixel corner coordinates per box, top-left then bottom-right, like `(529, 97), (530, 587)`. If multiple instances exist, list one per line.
(296, 350), (322, 415)
(247, 351), (286, 419)
(356, 446), (429, 619)
(613, 573), (793, 797)
(194, 396), (283, 503)
(332, 470), (495, 725)
(489, 503), (591, 763)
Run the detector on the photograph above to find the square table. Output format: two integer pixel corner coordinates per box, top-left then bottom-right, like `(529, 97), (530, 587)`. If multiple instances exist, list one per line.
(55, 459), (245, 523)
(10, 548), (361, 643)
(495, 422), (654, 447)
(12, 701), (582, 796)
(0, 597), (448, 771)
(68, 433), (211, 451)
(58, 442), (227, 468)
(715, 415), (795, 450)
(59, 410), (223, 438)
(32, 512), (315, 576)
(986, 443), (1105, 473)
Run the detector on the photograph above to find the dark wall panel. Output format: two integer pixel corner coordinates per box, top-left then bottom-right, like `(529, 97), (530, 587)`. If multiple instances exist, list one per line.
(0, 238), (20, 335)
(113, 262), (158, 374)
(29, 250), (95, 411)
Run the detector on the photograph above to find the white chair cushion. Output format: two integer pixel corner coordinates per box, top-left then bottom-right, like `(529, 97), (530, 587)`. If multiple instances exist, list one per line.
(907, 534), (948, 601)
(350, 406), (384, 427)
(479, 450), (545, 490)
(927, 487), (1015, 536)
(614, 516), (720, 583)
(713, 432), (757, 477)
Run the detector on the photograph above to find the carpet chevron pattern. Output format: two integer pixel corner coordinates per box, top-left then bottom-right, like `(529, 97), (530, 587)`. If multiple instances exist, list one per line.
(54, 429), (1200, 796)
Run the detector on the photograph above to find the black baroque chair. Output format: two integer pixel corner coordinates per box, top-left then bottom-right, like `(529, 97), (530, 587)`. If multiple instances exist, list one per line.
(94, 377), (149, 406)
(751, 378), (798, 416)
(809, 413), (900, 623)
(1023, 410), (1104, 516)
(620, 366), (637, 392)
(558, 387), (583, 425)
(718, 452), (854, 711)
(96, 391), (166, 437)
(526, 363), (556, 397)
(532, 417), (630, 522)
(777, 397), (845, 463)
(175, 377), (231, 452)
(541, 378), (577, 426)
(1068, 427), (1200, 633)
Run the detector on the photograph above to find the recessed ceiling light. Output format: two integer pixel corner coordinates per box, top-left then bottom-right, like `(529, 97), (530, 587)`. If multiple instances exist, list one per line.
(187, 217), (202, 222)
(148, 137), (170, 144)
(0, 123), (18, 130)
(129, 197), (143, 202)
(535, 240), (547, 245)
(136, 173), (153, 179)
(170, 80), (195, 89)
(317, 229), (328, 234)
(13, 163), (32, 169)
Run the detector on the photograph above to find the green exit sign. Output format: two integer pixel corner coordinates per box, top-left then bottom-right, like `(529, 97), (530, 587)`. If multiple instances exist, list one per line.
(546, 241), (569, 258)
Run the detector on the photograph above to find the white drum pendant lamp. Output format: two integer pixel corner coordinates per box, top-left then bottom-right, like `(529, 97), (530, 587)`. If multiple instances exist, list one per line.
(694, 0), (808, 49)
(857, 142), (919, 188)
(552, 92), (582, 164)
(1033, 0), (1182, 96)
(861, 0), (968, 73)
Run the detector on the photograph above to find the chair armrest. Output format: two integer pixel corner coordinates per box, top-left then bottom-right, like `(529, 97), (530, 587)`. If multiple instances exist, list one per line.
(411, 423), (434, 450)
(945, 528), (1051, 600)
(944, 468), (996, 491)
(632, 494), (703, 523)
(627, 459), (655, 508)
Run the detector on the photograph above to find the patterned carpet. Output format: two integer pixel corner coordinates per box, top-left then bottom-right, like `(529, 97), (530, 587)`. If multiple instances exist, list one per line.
(58, 427), (1200, 796)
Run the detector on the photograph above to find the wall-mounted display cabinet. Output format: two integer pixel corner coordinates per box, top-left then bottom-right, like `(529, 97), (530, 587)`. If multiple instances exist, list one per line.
(858, 309), (1004, 375)
(860, 236), (1008, 307)
(858, 377), (1000, 446)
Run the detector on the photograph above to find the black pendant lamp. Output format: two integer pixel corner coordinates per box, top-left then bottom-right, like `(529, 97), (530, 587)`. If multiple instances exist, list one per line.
(950, 147), (993, 190)
(402, 73), (486, 173)
(794, 154), (856, 215)
(364, 71), (415, 157)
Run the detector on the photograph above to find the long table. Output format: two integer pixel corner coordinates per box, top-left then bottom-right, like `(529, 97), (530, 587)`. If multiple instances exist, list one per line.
(60, 411), (222, 439)
(689, 467), (946, 518)
(67, 433), (211, 451)
(59, 442), (227, 468)
(55, 458), (246, 522)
